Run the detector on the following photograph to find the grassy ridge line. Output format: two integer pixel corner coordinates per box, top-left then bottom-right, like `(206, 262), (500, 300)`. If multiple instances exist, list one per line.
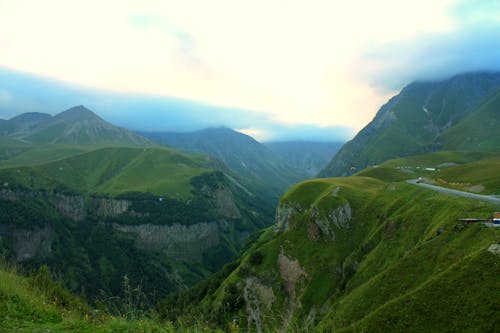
(0, 146), (212, 198)
(164, 173), (499, 332)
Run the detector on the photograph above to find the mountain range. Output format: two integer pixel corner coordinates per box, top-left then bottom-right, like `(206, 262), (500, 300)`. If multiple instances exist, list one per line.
(265, 140), (343, 176)
(140, 128), (311, 195)
(1, 71), (499, 332)
(0, 105), (151, 146)
(0, 104), (340, 307)
(156, 71), (500, 332)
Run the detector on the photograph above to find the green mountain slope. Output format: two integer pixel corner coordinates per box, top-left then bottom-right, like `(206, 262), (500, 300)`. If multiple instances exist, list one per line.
(140, 127), (308, 196)
(356, 151), (500, 195)
(0, 144), (91, 169)
(0, 146), (274, 306)
(441, 87), (500, 150)
(0, 146), (211, 198)
(265, 140), (344, 176)
(0, 264), (215, 332)
(320, 72), (500, 177)
(0, 112), (52, 137)
(159, 173), (500, 332)
(1, 106), (151, 146)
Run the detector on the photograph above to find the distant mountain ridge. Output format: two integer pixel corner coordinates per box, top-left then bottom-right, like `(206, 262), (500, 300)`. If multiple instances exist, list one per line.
(265, 140), (343, 176)
(139, 127), (309, 195)
(320, 71), (500, 177)
(0, 105), (151, 146)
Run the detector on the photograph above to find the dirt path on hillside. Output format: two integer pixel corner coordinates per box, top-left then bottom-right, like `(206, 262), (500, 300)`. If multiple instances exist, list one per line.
(406, 179), (500, 204)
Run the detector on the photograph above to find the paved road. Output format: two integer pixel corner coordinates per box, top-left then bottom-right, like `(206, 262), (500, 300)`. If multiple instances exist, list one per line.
(406, 179), (500, 205)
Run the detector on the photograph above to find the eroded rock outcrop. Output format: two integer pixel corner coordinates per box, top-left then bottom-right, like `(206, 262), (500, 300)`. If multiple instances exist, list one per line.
(214, 187), (241, 218)
(49, 193), (86, 221)
(113, 222), (220, 261)
(243, 277), (276, 333)
(93, 198), (131, 216)
(309, 202), (352, 241)
(12, 226), (53, 261)
(278, 248), (307, 332)
(275, 202), (303, 233)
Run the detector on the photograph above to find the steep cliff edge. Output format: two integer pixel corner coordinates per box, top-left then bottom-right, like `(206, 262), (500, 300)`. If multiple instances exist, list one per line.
(0, 165), (272, 305)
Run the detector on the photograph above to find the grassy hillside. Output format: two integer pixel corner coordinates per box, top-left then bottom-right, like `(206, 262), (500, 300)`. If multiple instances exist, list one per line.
(441, 87), (500, 150)
(0, 146), (211, 198)
(320, 72), (500, 177)
(159, 173), (500, 332)
(0, 144), (277, 310)
(0, 262), (222, 332)
(0, 144), (91, 169)
(430, 156), (500, 194)
(357, 151), (500, 194)
(140, 128), (308, 197)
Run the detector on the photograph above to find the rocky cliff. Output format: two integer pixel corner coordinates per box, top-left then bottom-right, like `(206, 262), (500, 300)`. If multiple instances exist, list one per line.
(113, 222), (222, 262)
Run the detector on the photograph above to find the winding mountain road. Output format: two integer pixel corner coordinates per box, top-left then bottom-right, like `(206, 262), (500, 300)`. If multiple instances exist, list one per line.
(406, 179), (500, 205)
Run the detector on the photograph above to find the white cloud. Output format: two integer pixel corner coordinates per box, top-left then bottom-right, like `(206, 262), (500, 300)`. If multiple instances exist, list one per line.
(0, 0), (490, 133)
(235, 128), (270, 142)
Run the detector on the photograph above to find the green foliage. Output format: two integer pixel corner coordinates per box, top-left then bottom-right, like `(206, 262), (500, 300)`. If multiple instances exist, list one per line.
(248, 250), (264, 266)
(0, 144), (90, 169)
(355, 150), (500, 194)
(0, 263), (223, 332)
(431, 155), (500, 194)
(0, 151), (275, 317)
(170, 174), (500, 332)
(0, 146), (210, 198)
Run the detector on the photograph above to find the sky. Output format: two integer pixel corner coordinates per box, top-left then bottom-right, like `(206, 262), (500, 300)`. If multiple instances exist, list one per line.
(0, 0), (499, 141)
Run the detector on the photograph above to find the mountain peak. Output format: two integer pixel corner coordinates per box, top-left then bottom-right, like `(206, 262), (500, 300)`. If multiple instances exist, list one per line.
(55, 105), (102, 122)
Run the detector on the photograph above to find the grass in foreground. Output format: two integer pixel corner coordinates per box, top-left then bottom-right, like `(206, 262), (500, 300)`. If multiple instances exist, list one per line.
(0, 261), (225, 332)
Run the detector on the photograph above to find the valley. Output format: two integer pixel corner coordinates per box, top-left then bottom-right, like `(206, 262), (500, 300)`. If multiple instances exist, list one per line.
(0, 71), (499, 332)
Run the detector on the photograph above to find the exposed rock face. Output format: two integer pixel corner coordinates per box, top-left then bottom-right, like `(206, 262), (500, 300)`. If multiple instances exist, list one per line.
(275, 202), (302, 233)
(0, 188), (87, 220)
(49, 193), (86, 221)
(93, 198), (131, 217)
(276, 196), (352, 241)
(0, 187), (35, 201)
(113, 222), (220, 261)
(278, 248), (307, 332)
(310, 202), (352, 241)
(328, 203), (352, 228)
(488, 244), (500, 256)
(214, 187), (241, 218)
(243, 277), (275, 333)
(12, 226), (53, 261)
(0, 187), (135, 221)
